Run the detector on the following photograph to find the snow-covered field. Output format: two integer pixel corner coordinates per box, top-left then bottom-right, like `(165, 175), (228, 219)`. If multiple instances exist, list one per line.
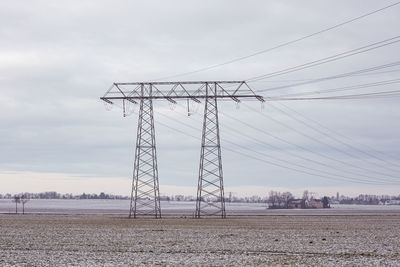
(1, 199), (400, 215)
(1, 213), (399, 266)
(0, 199), (269, 215)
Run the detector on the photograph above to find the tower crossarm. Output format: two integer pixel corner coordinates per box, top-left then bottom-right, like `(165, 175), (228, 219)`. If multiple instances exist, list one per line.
(100, 81), (265, 105)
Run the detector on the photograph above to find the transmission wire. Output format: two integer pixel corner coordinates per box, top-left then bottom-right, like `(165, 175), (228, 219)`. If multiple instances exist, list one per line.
(254, 61), (400, 93)
(222, 107), (400, 180)
(246, 36), (400, 83)
(154, 106), (400, 184)
(266, 101), (400, 171)
(153, 1), (400, 81)
(154, 110), (399, 185)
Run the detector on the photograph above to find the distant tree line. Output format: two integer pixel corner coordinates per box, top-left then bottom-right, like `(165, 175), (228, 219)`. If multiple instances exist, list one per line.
(336, 194), (400, 205)
(1, 191), (399, 205)
(267, 190), (400, 209)
(0, 192), (129, 200)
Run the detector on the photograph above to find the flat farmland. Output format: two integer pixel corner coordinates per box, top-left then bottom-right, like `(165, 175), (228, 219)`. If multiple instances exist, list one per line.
(1, 214), (399, 266)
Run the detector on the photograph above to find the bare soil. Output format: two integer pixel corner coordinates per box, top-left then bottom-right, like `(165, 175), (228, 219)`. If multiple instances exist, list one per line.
(1, 214), (399, 266)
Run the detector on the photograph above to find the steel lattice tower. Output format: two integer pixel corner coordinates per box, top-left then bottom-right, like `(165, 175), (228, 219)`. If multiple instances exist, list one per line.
(101, 81), (264, 218)
(129, 88), (161, 218)
(195, 83), (225, 218)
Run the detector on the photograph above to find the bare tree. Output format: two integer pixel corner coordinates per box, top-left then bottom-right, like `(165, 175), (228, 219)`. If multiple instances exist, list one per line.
(268, 191), (280, 208)
(281, 192), (293, 209)
(20, 194), (30, 215)
(302, 190), (309, 201)
(12, 195), (20, 214)
(228, 192), (233, 203)
(322, 196), (330, 208)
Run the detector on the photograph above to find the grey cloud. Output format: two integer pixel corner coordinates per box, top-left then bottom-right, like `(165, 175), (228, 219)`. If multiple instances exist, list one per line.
(0, 0), (399, 194)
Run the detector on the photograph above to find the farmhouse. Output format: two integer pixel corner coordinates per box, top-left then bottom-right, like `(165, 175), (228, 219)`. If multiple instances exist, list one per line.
(309, 199), (324, 208)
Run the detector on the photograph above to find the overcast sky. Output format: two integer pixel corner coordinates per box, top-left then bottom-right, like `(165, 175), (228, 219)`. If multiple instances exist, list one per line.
(1, 0), (399, 197)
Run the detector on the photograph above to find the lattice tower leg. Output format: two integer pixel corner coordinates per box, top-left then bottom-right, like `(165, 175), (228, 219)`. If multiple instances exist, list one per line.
(129, 98), (161, 218)
(195, 83), (226, 218)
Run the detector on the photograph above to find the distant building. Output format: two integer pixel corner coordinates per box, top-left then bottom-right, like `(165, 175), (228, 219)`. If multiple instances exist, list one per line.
(384, 200), (400, 205)
(309, 199), (324, 208)
(270, 198), (329, 209)
(287, 199), (306, 209)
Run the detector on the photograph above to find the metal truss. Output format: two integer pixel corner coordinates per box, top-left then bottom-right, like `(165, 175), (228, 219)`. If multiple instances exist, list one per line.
(101, 81), (264, 108)
(129, 85), (161, 218)
(195, 83), (226, 218)
(101, 81), (264, 218)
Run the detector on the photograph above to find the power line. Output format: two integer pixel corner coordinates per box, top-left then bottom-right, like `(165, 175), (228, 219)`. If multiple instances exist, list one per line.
(155, 106), (400, 184)
(221, 117), (400, 177)
(249, 68), (400, 84)
(274, 101), (400, 167)
(223, 147), (397, 185)
(220, 122), (399, 184)
(153, 1), (400, 80)
(246, 36), (400, 82)
(157, 107), (393, 183)
(222, 106), (400, 180)
(158, 108), (358, 181)
(241, 102), (400, 178)
(155, 111), (399, 185)
(265, 101), (400, 172)
(254, 61), (400, 93)
(221, 122), (367, 177)
(282, 103), (400, 162)
(151, 99), (400, 184)
(220, 111), (400, 183)
(271, 90), (400, 100)
(263, 78), (400, 98)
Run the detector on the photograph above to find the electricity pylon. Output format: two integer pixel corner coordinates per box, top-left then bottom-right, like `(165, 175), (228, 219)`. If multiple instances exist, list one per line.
(195, 83), (225, 218)
(101, 81), (264, 218)
(130, 85), (161, 218)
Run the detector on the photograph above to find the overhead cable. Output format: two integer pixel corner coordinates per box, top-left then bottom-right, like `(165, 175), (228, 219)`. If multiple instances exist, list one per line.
(153, 1), (400, 80)
(254, 61), (400, 93)
(247, 36), (400, 83)
(155, 111), (400, 185)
